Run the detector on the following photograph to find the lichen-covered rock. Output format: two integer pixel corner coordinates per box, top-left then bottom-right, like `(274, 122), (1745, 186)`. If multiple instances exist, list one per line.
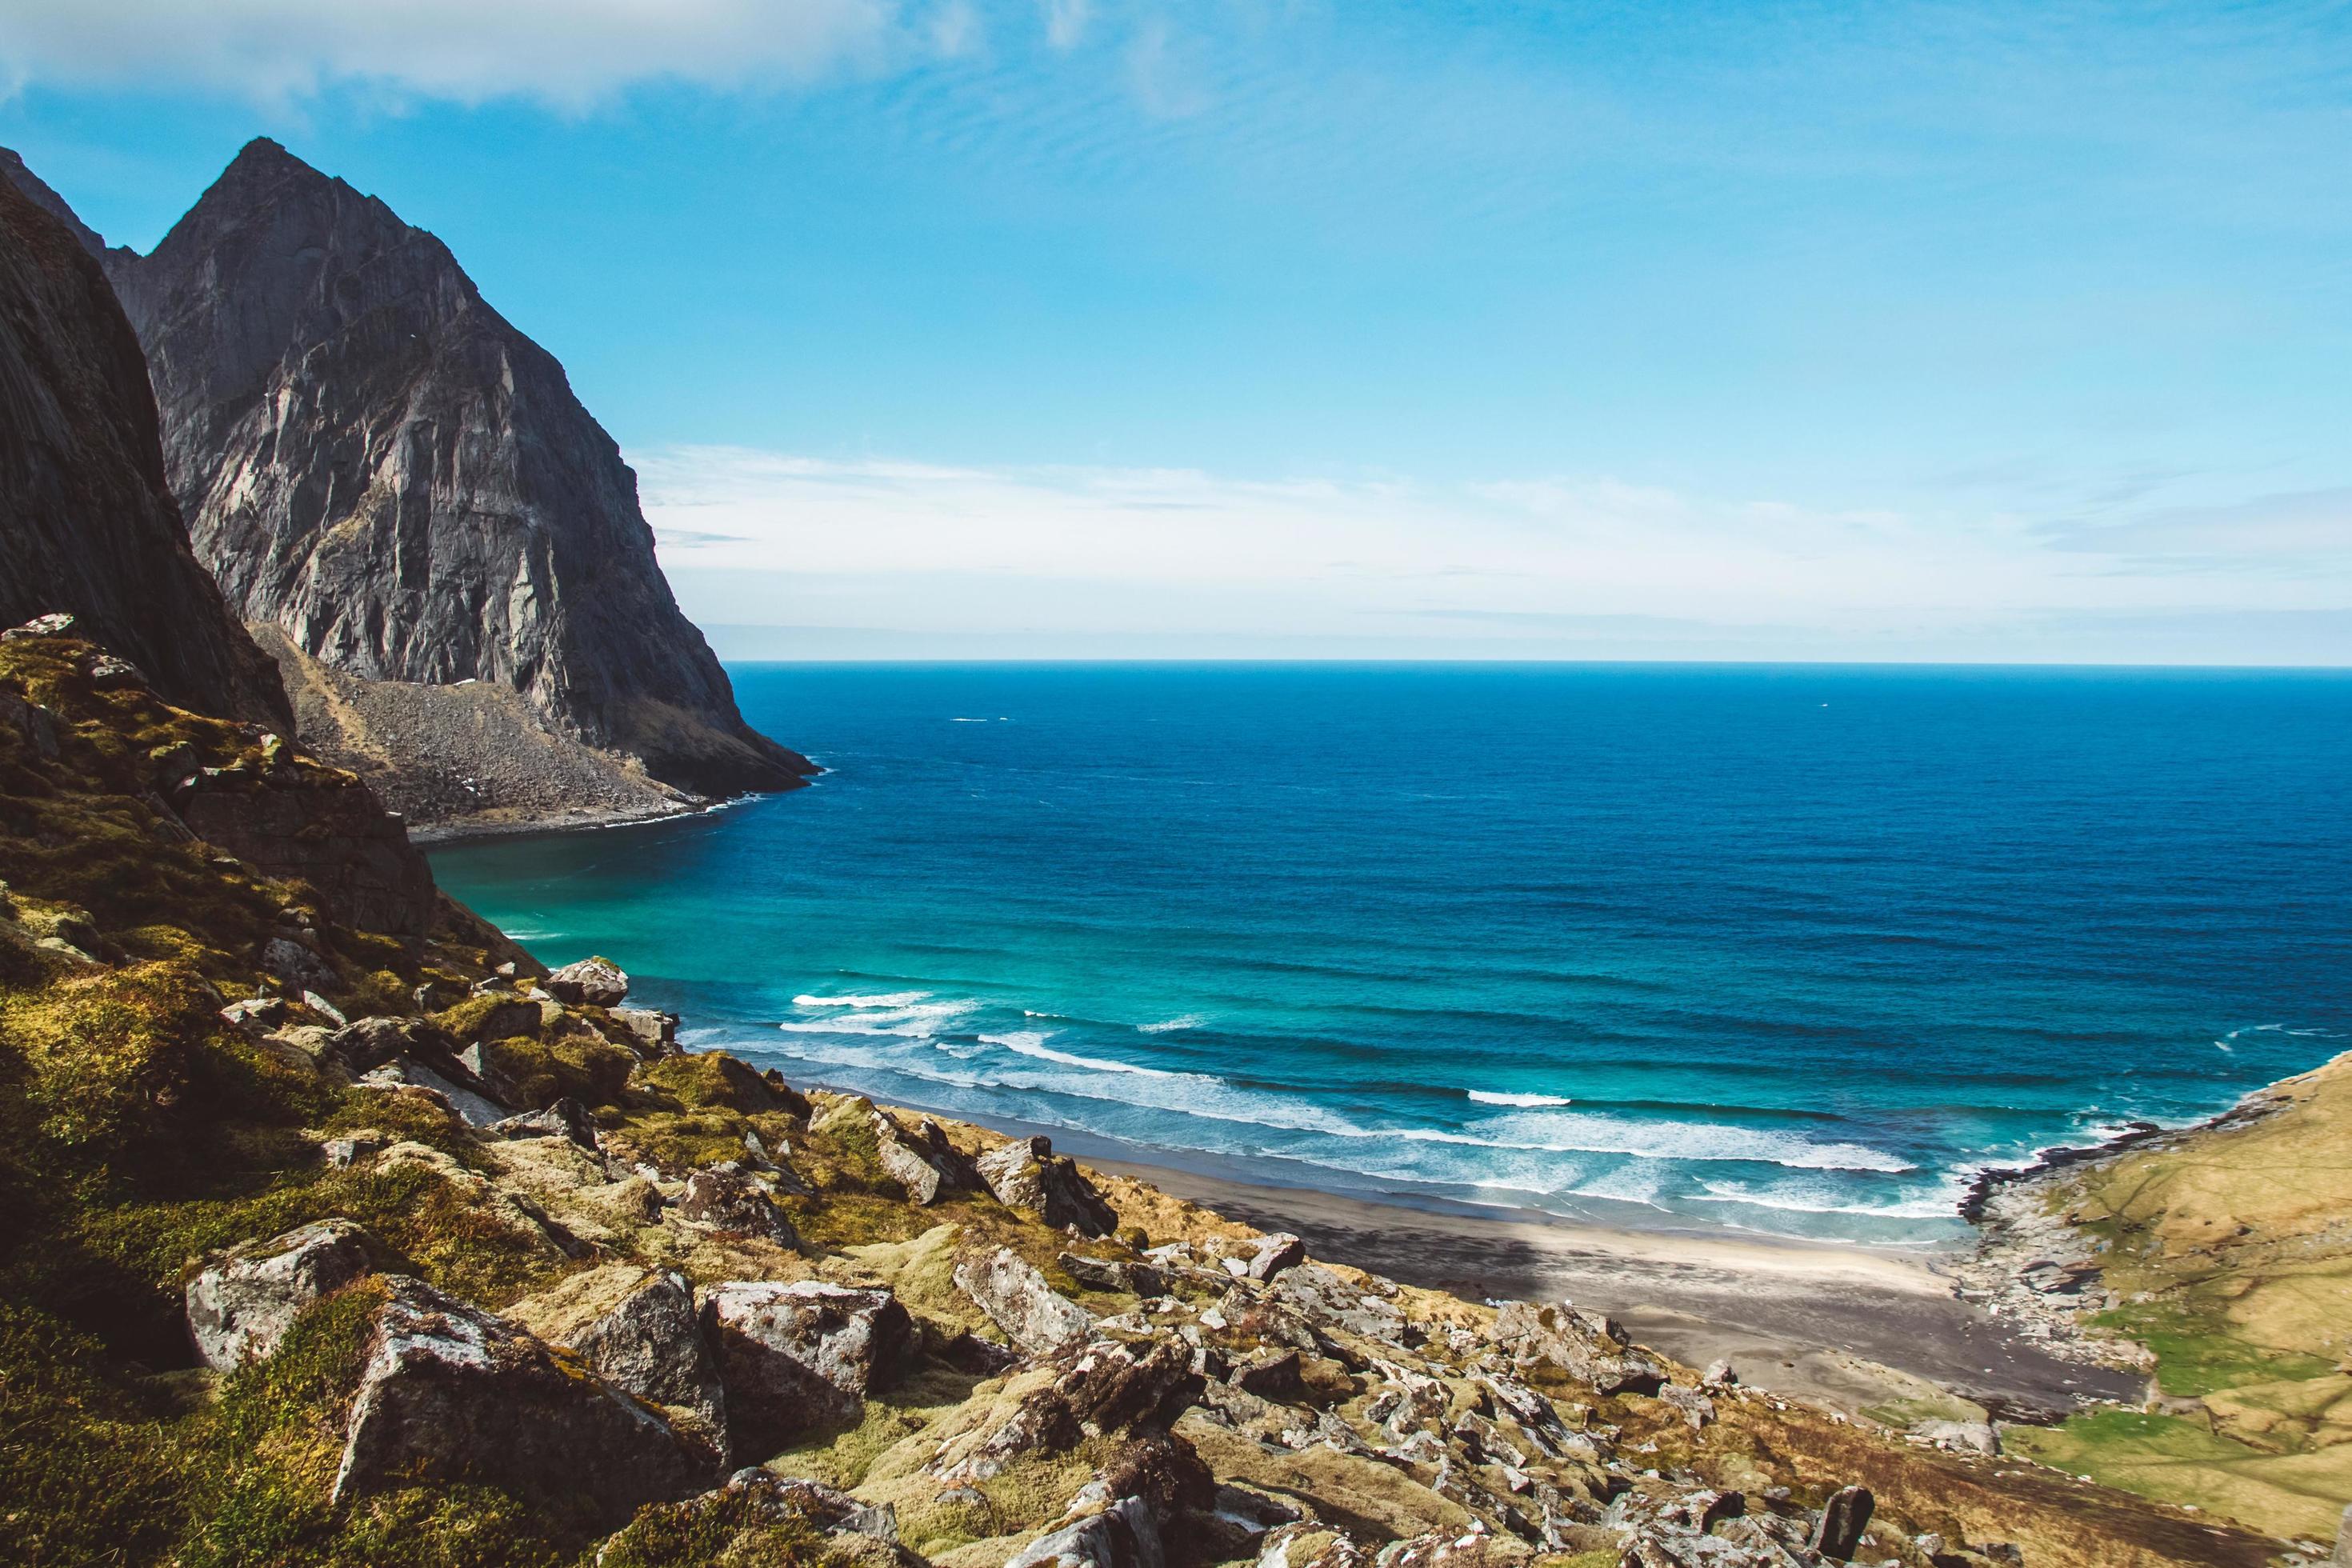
(185, 1218), (373, 1370)
(492, 1097), (598, 1150)
(546, 955), (629, 1006)
(702, 1280), (915, 1459)
(678, 1167), (800, 1247)
(331, 1275), (710, 1525)
(1490, 1299), (1666, 1396)
(503, 1264), (727, 1461)
(1061, 1251), (1166, 1298)
(354, 1054), (511, 1128)
(1809, 1485), (1874, 1561)
(1242, 1233), (1307, 1282)
(870, 1110), (978, 1205)
(1008, 1495), (1164, 1568)
(605, 1005), (680, 1058)
(956, 1246), (1094, 1356)
(976, 1135), (1118, 1237)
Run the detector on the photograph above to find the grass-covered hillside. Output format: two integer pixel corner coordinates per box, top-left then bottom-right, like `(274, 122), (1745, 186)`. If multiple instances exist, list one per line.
(1992, 1057), (2352, 1543)
(0, 625), (2294, 1568)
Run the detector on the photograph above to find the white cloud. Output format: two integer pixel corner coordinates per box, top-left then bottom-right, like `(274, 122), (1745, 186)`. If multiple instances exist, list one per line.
(1040, 0), (1090, 51)
(0, 0), (922, 105)
(634, 445), (2352, 661)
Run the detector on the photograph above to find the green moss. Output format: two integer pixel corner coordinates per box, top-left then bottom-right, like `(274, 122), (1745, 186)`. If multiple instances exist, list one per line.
(634, 1051), (794, 1115)
(2003, 1406), (2352, 1542)
(2091, 1300), (2339, 1398)
(475, 1032), (638, 1112)
(595, 1490), (827, 1568)
(434, 994), (545, 1044)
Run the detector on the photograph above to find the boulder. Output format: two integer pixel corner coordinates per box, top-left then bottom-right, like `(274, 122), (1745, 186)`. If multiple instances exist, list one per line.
(1060, 1252), (1166, 1298)
(1490, 1299), (1666, 1396)
(1657, 1383), (1714, 1430)
(354, 1055), (510, 1128)
(260, 935), (334, 994)
(1702, 1358), (1738, 1387)
(1809, 1486), (1875, 1562)
(955, 1246), (1094, 1356)
(874, 1110), (978, 1205)
(976, 1136), (1119, 1236)
(449, 996), (544, 1044)
(679, 1167), (800, 1247)
(606, 1005), (680, 1058)
(1231, 1349), (1306, 1402)
(218, 995), (289, 1031)
(332, 1275), (710, 1525)
(1910, 1418), (1998, 1455)
(1267, 1263), (1411, 1346)
(493, 1097), (599, 1150)
(504, 1265), (727, 1459)
(1242, 1233), (1306, 1282)
(703, 1281), (916, 1459)
(185, 1218), (374, 1370)
(1007, 1495), (1162, 1568)
(546, 954), (630, 1007)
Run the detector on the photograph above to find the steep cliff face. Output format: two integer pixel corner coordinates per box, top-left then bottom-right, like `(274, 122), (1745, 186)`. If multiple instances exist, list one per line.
(101, 138), (811, 814)
(0, 164), (291, 729)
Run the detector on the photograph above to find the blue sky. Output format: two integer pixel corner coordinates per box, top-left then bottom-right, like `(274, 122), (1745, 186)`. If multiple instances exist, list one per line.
(4, 0), (2350, 662)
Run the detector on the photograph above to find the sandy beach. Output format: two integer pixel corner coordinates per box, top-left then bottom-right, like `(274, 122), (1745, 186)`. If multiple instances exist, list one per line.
(1089, 1154), (2143, 1422)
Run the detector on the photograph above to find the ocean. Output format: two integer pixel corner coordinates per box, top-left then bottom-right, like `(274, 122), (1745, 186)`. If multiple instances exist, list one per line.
(430, 663), (2352, 1250)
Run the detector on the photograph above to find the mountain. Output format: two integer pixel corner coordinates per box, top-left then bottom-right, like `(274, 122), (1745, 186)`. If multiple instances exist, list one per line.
(95, 138), (813, 828)
(0, 162), (290, 727)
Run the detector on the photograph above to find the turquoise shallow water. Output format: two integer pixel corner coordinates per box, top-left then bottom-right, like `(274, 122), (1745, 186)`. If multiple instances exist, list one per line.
(430, 663), (2352, 1249)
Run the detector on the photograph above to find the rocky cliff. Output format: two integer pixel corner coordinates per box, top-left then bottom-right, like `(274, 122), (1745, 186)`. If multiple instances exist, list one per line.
(0, 160), (290, 728)
(92, 138), (813, 826)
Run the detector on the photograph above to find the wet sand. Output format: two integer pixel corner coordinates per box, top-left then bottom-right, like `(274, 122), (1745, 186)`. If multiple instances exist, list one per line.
(1090, 1156), (2142, 1422)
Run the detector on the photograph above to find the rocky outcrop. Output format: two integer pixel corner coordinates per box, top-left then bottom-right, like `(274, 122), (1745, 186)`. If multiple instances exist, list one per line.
(678, 1167), (801, 1247)
(0, 159), (290, 727)
(503, 1264), (727, 1458)
(1491, 1298), (1668, 1397)
(976, 1135), (1119, 1237)
(874, 1110), (979, 1205)
(88, 138), (813, 827)
(702, 1281), (915, 1458)
(184, 1218), (374, 1370)
(175, 757), (438, 937)
(954, 1246), (1094, 1356)
(545, 954), (629, 1006)
(333, 1275), (710, 1525)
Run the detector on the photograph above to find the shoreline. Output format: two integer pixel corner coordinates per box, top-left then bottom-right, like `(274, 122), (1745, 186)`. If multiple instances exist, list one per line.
(410, 787), (779, 847)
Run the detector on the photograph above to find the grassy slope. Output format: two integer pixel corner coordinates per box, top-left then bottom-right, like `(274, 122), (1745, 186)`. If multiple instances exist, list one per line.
(2002, 1052), (2352, 1542)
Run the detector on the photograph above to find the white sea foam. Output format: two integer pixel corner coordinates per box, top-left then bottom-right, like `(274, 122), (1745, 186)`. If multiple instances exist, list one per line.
(793, 990), (930, 1009)
(778, 997), (979, 1038)
(1138, 1015), (1205, 1034)
(982, 1032), (1177, 1078)
(1467, 1090), (1573, 1108)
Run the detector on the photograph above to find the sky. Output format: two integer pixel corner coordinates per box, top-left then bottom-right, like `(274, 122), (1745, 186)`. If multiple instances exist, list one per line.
(3, 0), (2350, 662)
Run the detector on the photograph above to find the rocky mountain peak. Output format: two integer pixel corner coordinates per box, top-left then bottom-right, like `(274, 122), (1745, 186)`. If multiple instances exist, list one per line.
(94, 141), (813, 821)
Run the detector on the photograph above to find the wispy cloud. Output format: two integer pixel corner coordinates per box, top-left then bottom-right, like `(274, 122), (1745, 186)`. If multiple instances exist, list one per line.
(634, 445), (2352, 661)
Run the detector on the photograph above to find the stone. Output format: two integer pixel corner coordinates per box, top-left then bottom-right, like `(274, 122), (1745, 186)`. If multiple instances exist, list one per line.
(976, 1136), (1119, 1237)
(1060, 1251), (1166, 1298)
(218, 995), (289, 1030)
(678, 1168), (800, 1246)
(606, 1005), (680, 1058)
(702, 1280), (915, 1460)
(355, 1056), (511, 1128)
(546, 954), (630, 1006)
(260, 936), (335, 994)
(4, 611), (75, 638)
(874, 1110), (978, 1205)
(1910, 1418), (1998, 1455)
(332, 1275), (709, 1526)
(2334, 1501), (2352, 1567)
(1702, 1358), (1738, 1387)
(505, 1265), (727, 1459)
(1268, 1263), (1412, 1346)
(1232, 1349), (1306, 1402)
(1008, 1495), (1163, 1568)
(448, 997), (544, 1044)
(185, 1218), (374, 1369)
(1490, 1299), (1667, 1396)
(1255, 1523), (1370, 1568)
(493, 1097), (599, 1150)
(1657, 1383), (1714, 1430)
(1243, 1233), (1307, 1282)
(1809, 1486), (1874, 1562)
(956, 1246), (1095, 1356)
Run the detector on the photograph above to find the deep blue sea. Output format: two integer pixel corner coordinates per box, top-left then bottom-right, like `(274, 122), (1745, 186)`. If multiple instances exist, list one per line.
(431, 664), (2352, 1250)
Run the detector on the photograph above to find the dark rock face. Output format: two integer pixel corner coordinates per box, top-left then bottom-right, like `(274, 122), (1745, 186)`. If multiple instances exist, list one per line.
(0, 162), (290, 728)
(98, 138), (814, 815)
(702, 1281), (915, 1459)
(178, 764), (438, 937)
